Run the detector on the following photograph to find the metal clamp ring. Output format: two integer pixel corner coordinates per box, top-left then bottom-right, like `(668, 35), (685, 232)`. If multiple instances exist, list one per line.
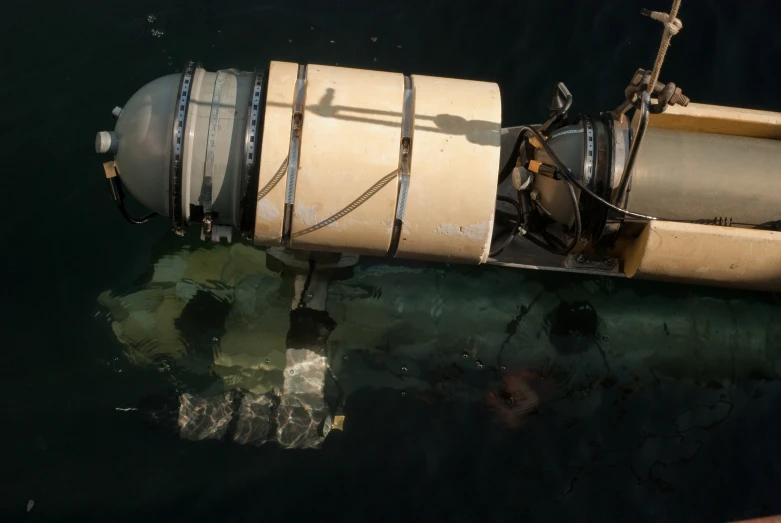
(169, 60), (197, 235)
(582, 117), (595, 188)
(240, 68), (266, 239)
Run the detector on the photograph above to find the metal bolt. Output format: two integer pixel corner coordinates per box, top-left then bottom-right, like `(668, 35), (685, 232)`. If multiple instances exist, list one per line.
(576, 254), (586, 263)
(669, 88), (690, 106)
(630, 68), (645, 86)
(604, 258), (615, 268)
(530, 190), (540, 201)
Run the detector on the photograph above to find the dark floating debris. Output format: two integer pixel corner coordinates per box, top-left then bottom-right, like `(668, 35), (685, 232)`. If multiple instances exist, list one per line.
(545, 300), (599, 354)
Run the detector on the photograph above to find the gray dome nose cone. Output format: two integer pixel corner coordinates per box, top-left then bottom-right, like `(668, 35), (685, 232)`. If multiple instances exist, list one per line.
(114, 74), (180, 217)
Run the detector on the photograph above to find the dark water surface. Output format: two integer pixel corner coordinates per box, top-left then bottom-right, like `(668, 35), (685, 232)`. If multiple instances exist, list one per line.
(3, 0), (781, 521)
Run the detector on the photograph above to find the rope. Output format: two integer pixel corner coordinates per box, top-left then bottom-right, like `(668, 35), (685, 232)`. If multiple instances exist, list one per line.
(643, 0), (683, 93)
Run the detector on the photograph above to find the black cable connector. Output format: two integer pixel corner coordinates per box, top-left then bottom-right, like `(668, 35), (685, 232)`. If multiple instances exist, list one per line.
(107, 175), (157, 225)
(489, 184), (581, 258)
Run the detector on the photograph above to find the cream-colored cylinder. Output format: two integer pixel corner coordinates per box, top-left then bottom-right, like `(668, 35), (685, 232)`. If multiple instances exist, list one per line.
(254, 61), (298, 245)
(649, 102), (781, 140)
(622, 221), (781, 292)
(396, 75), (501, 263)
(253, 62), (502, 262)
(290, 64), (403, 255)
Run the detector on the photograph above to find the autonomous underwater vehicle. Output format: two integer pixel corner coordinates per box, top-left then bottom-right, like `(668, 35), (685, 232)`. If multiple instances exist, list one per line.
(94, 8), (781, 294)
(95, 4), (781, 452)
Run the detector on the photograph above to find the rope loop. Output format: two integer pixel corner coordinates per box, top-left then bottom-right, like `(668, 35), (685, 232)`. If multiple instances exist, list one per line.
(646, 10), (683, 35)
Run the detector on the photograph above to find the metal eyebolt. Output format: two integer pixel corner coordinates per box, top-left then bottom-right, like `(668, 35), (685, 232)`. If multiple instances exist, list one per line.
(657, 82), (677, 107)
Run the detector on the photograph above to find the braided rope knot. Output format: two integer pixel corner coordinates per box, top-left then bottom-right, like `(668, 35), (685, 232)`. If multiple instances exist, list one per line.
(641, 1), (683, 94)
(646, 10), (683, 35)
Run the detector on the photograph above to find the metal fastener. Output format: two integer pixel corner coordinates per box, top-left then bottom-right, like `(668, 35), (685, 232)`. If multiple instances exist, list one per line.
(669, 87), (690, 106)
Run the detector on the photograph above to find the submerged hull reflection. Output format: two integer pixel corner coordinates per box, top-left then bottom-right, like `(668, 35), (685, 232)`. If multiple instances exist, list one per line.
(100, 243), (781, 451)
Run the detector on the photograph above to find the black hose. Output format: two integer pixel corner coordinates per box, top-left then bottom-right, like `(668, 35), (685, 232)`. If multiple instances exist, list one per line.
(489, 196), (524, 257)
(490, 184), (581, 257)
(527, 182), (581, 255)
(557, 181), (581, 255)
(542, 230), (566, 250)
(116, 200), (157, 225)
(109, 175), (158, 225)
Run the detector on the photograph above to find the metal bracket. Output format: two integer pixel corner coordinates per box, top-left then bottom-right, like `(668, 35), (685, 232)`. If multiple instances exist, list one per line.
(199, 224), (232, 243)
(282, 65), (308, 246)
(396, 76), (414, 222)
(615, 90), (650, 207)
(565, 253), (620, 273)
(388, 75), (415, 257)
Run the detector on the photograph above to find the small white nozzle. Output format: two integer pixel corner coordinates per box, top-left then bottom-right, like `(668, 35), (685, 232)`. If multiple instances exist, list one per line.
(96, 131), (118, 154)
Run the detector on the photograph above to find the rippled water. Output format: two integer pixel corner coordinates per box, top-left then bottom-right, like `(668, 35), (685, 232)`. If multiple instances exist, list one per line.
(3, 0), (781, 520)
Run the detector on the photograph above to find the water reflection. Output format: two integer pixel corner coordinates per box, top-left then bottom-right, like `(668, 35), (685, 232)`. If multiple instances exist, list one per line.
(97, 238), (781, 505)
